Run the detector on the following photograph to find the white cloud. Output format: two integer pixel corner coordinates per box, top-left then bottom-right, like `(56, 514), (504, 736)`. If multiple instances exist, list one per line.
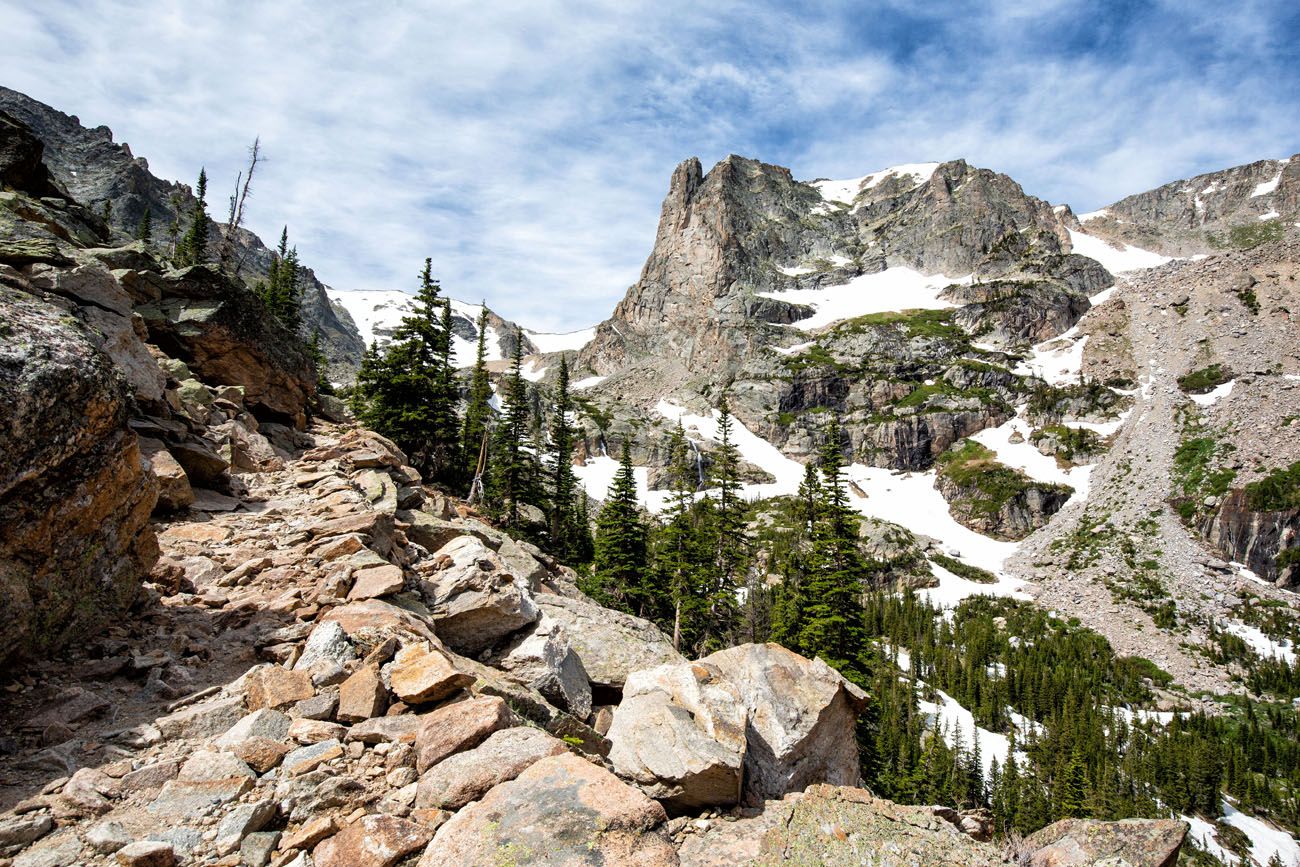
(0, 1), (1295, 331)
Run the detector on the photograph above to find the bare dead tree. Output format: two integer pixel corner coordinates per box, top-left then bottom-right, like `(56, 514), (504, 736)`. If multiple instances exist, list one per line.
(217, 137), (261, 276)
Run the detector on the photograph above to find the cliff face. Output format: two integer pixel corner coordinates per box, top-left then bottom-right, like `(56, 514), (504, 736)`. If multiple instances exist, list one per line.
(0, 86), (366, 382)
(1201, 489), (1300, 586)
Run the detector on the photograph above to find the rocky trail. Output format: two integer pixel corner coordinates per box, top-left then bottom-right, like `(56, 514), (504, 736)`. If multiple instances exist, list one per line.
(0, 417), (1187, 867)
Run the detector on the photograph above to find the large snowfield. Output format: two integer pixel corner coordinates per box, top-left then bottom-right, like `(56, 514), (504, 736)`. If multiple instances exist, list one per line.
(759, 267), (967, 330)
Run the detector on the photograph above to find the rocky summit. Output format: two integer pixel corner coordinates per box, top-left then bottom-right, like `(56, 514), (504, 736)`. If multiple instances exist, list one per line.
(3, 74), (1300, 867)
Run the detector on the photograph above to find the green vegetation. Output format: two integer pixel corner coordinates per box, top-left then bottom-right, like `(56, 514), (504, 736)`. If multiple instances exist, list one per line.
(256, 226), (303, 333)
(1177, 364), (1232, 394)
(1244, 460), (1300, 511)
(838, 308), (970, 344)
(1030, 425), (1103, 463)
(936, 440), (1069, 518)
(1211, 218), (1286, 251)
(930, 552), (997, 583)
(1026, 379), (1124, 423)
(1170, 433), (1237, 522)
(175, 167), (210, 266)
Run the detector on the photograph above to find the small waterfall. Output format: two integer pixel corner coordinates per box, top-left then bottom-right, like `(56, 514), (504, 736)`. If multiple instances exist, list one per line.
(687, 438), (704, 489)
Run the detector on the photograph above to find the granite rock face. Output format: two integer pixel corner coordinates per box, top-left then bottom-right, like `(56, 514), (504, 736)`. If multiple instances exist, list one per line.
(0, 285), (157, 667)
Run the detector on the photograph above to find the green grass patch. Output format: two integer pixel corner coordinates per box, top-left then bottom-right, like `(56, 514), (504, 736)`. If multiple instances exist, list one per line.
(1177, 364), (1232, 394)
(930, 552), (997, 584)
(1245, 460), (1300, 511)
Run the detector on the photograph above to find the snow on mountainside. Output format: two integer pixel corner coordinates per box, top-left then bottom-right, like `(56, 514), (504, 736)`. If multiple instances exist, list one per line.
(328, 288), (596, 368)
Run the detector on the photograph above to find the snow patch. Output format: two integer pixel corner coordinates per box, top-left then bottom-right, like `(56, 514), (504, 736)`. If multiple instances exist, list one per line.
(1189, 379), (1235, 406)
(1015, 325), (1087, 386)
(1077, 208), (1110, 222)
(1068, 229), (1172, 274)
(1221, 799), (1300, 867)
(328, 289), (504, 368)
(1252, 171), (1283, 198)
(521, 359), (548, 383)
(571, 375), (606, 390)
(810, 163), (939, 205)
(525, 326), (597, 354)
(758, 267), (967, 331)
(1223, 621), (1296, 664)
(1259, 209), (1281, 220)
(777, 264), (816, 276)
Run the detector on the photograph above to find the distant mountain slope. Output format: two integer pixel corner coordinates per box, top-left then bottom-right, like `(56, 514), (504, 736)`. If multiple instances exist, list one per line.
(1081, 154), (1298, 255)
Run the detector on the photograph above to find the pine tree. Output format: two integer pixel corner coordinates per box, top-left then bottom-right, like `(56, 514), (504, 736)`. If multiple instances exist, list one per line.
(654, 420), (712, 652)
(259, 227), (302, 333)
(546, 356), (590, 561)
(177, 168), (211, 266)
(351, 259), (460, 482)
(461, 304), (494, 495)
(710, 394), (744, 644)
(307, 329), (333, 396)
(587, 440), (651, 616)
(489, 331), (538, 524)
(794, 418), (869, 683)
(135, 209), (152, 244)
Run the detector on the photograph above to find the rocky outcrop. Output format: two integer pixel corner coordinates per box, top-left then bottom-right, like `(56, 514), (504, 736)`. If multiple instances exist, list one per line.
(1022, 817), (1187, 867)
(936, 440), (1073, 540)
(1201, 487), (1300, 585)
(537, 592), (684, 689)
(0, 86), (366, 383)
(0, 285), (157, 667)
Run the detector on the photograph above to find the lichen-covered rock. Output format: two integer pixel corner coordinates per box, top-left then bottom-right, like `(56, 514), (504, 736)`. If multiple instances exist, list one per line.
(0, 285), (157, 667)
(1022, 817), (1187, 867)
(697, 643), (868, 804)
(418, 753), (676, 867)
(607, 662), (746, 811)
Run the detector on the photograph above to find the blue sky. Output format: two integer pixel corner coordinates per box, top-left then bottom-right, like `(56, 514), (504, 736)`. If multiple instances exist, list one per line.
(2, 0), (1297, 330)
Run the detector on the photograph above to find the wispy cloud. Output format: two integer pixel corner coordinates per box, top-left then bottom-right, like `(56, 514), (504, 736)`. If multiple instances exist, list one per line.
(1, 0), (1296, 330)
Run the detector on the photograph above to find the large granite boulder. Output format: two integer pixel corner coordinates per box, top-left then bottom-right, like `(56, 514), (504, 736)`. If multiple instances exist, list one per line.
(607, 662), (747, 811)
(537, 592), (683, 688)
(420, 535), (538, 654)
(0, 285), (157, 666)
(698, 643), (868, 804)
(417, 753), (676, 867)
(414, 726), (568, 811)
(489, 614), (593, 720)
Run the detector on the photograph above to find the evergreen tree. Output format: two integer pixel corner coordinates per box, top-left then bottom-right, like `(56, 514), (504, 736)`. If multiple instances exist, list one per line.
(586, 440), (652, 616)
(461, 304), (494, 496)
(794, 418), (870, 683)
(258, 227), (302, 332)
(546, 355), (591, 561)
(307, 329), (334, 396)
(135, 209), (152, 244)
(654, 421), (713, 652)
(710, 394), (745, 644)
(489, 331), (539, 524)
(350, 259), (460, 482)
(177, 168), (211, 266)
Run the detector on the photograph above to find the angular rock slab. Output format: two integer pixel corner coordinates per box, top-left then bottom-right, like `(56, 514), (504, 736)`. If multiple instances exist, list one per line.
(538, 592), (683, 688)
(422, 535), (539, 654)
(414, 726), (568, 810)
(414, 695), (516, 773)
(491, 614), (592, 720)
(418, 753), (675, 867)
(313, 814), (433, 867)
(1023, 818), (1188, 867)
(385, 641), (473, 705)
(607, 661), (746, 811)
(698, 642), (868, 804)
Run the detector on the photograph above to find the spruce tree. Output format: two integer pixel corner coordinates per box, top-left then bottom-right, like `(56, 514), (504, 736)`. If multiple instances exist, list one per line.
(259, 227), (302, 332)
(547, 356), (590, 561)
(654, 420), (712, 652)
(710, 394), (744, 643)
(135, 209), (152, 244)
(352, 259), (460, 482)
(587, 440), (651, 615)
(177, 168), (210, 266)
(489, 331), (538, 524)
(461, 305), (494, 494)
